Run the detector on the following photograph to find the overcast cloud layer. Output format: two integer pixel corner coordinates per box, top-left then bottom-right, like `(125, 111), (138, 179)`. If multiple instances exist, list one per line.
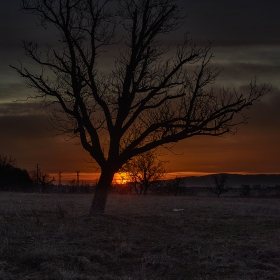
(0, 0), (279, 175)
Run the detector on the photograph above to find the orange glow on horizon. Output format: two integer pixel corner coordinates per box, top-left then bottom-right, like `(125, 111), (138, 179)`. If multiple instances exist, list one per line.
(49, 171), (280, 185)
(49, 171), (131, 185)
(49, 172), (100, 185)
(113, 173), (130, 184)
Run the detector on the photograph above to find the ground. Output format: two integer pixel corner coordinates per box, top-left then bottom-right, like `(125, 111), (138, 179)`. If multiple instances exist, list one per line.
(0, 192), (280, 279)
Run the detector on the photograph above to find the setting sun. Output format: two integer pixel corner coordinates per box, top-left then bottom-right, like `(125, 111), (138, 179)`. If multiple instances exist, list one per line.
(113, 173), (131, 184)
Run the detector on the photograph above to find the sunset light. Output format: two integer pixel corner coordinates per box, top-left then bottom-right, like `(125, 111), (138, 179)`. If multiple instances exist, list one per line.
(1, 2), (279, 180)
(113, 173), (131, 185)
(1, 1), (280, 278)
(1, 0), (280, 214)
(48, 172), (132, 185)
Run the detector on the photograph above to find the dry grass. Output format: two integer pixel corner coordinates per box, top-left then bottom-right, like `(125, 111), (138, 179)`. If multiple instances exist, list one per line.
(0, 192), (280, 279)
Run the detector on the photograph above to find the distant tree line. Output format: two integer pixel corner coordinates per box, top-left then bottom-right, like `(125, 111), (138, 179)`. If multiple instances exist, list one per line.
(0, 154), (33, 191)
(1, 153), (280, 197)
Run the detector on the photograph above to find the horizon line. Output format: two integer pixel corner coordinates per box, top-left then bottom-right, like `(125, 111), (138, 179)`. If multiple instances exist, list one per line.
(49, 171), (280, 185)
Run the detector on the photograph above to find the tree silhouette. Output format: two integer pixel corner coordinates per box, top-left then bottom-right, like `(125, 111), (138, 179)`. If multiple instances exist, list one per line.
(167, 176), (185, 196)
(0, 154), (32, 191)
(240, 184), (251, 197)
(30, 164), (55, 193)
(0, 154), (15, 169)
(122, 149), (166, 195)
(12, 0), (270, 213)
(209, 173), (230, 198)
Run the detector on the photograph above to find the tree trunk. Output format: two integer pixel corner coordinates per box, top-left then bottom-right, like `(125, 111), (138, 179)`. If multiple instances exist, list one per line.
(90, 168), (115, 215)
(143, 184), (148, 195)
(143, 181), (150, 196)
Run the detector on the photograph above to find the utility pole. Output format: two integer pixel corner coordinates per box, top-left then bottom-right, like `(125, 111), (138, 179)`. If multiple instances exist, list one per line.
(36, 163), (39, 186)
(58, 172), (62, 185)
(76, 171), (80, 187)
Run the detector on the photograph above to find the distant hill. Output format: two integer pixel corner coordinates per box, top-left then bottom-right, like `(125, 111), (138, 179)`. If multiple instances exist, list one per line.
(178, 174), (280, 188)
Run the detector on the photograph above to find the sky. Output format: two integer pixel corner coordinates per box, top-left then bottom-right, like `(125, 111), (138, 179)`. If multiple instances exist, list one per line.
(0, 0), (280, 182)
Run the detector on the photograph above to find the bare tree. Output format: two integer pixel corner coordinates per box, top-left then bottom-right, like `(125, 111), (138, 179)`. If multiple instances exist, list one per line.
(240, 184), (251, 197)
(12, 0), (270, 213)
(122, 149), (166, 195)
(0, 154), (16, 169)
(30, 164), (55, 193)
(209, 173), (230, 198)
(167, 176), (185, 196)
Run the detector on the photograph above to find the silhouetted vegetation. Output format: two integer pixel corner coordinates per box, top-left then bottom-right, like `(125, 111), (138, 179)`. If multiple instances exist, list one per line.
(240, 184), (251, 197)
(30, 164), (55, 193)
(167, 177), (185, 196)
(0, 154), (33, 191)
(208, 173), (231, 198)
(122, 150), (166, 195)
(13, 0), (270, 214)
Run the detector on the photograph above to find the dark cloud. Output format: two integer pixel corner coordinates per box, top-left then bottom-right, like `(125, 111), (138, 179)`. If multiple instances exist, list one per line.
(0, 112), (91, 173)
(0, 114), (50, 139)
(217, 62), (280, 87)
(243, 87), (280, 128)
(181, 0), (280, 45)
(2, 1), (280, 49)
(0, 0), (279, 175)
(0, 80), (31, 102)
(167, 85), (280, 174)
(0, 1), (57, 50)
(0, 102), (45, 116)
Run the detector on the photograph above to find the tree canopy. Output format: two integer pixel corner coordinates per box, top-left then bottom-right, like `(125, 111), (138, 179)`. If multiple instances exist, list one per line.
(12, 0), (270, 213)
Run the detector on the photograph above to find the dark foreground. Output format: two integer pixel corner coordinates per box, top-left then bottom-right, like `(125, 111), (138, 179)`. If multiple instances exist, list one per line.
(0, 192), (279, 279)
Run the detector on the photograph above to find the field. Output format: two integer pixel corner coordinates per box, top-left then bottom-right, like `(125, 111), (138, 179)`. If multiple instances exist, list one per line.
(0, 192), (280, 279)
